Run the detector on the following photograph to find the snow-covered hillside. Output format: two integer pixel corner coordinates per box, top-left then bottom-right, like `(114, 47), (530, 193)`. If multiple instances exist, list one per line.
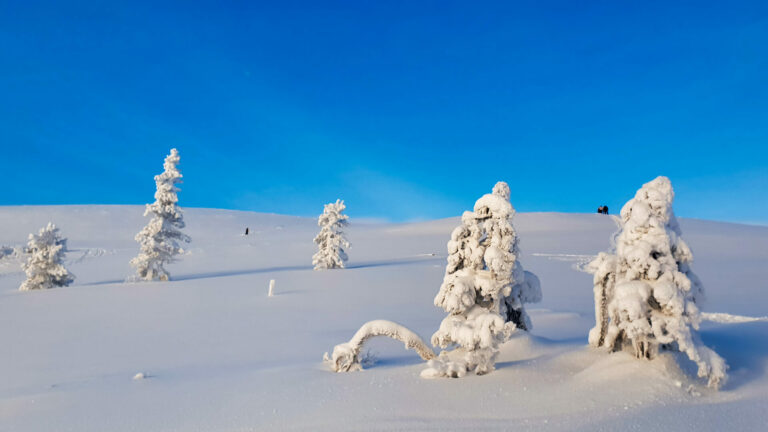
(1, 206), (767, 431)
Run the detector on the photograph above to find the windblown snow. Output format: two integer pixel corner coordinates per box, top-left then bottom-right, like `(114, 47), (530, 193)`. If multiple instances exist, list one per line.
(1, 206), (767, 431)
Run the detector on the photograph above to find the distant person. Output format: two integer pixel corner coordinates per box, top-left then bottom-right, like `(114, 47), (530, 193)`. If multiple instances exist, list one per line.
(245, 227), (249, 235)
(602, 205), (608, 215)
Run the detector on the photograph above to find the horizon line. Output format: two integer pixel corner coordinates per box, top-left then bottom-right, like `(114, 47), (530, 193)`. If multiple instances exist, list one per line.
(1, 203), (766, 228)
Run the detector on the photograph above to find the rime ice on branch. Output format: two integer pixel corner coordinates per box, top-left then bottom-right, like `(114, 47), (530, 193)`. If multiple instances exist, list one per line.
(423, 181), (541, 378)
(325, 320), (436, 372)
(130, 148), (190, 281)
(312, 199), (350, 270)
(587, 176), (727, 389)
(19, 223), (74, 291)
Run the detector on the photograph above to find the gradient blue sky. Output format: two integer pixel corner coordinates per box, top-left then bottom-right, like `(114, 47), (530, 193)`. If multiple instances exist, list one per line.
(2, 1), (767, 223)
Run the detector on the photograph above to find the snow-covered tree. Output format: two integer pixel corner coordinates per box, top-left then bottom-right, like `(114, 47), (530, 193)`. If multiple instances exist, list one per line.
(587, 176), (727, 389)
(422, 181), (542, 378)
(130, 148), (190, 281)
(312, 199), (350, 270)
(19, 223), (74, 291)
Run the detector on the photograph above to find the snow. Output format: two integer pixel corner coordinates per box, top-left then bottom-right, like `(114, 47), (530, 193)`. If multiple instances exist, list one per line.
(1, 205), (767, 430)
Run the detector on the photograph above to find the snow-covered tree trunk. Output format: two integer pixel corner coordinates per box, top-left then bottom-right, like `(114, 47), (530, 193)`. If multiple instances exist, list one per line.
(425, 182), (541, 378)
(587, 252), (618, 347)
(587, 176), (727, 389)
(130, 148), (190, 281)
(312, 199), (350, 270)
(19, 223), (74, 291)
(325, 320), (436, 372)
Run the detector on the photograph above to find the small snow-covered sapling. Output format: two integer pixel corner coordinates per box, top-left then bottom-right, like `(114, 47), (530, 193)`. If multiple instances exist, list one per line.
(312, 200), (350, 270)
(19, 223), (74, 291)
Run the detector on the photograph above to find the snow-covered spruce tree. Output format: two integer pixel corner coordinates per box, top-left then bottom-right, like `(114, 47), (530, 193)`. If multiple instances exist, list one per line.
(130, 148), (190, 281)
(312, 199), (350, 270)
(19, 223), (74, 291)
(587, 176), (727, 389)
(422, 181), (542, 378)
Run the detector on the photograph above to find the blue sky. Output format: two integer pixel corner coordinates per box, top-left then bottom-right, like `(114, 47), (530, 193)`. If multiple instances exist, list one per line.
(2, 1), (767, 223)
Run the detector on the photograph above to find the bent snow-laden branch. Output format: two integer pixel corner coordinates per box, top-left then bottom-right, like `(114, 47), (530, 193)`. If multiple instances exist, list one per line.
(324, 320), (436, 372)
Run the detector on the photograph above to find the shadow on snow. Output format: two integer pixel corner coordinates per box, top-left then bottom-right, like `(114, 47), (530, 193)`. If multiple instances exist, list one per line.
(346, 256), (443, 270)
(81, 256), (442, 286)
(700, 321), (768, 390)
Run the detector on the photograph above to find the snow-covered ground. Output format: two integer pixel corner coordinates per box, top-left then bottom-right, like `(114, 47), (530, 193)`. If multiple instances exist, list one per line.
(1, 206), (767, 431)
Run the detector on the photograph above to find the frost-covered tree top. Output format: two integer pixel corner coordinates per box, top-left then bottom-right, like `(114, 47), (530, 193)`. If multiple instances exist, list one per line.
(131, 148), (190, 281)
(312, 199), (350, 270)
(588, 176), (726, 389)
(615, 176), (701, 298)
(146, 148), (184, 224)
(19, 223), (74, 291)
(424, 181), (541, 378)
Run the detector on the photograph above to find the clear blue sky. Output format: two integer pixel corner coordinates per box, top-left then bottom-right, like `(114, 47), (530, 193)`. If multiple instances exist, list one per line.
(2, 1), (767, 223)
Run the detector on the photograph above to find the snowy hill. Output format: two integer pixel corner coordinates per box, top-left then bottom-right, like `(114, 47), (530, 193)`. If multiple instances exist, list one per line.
(1, 206), (767, 431)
